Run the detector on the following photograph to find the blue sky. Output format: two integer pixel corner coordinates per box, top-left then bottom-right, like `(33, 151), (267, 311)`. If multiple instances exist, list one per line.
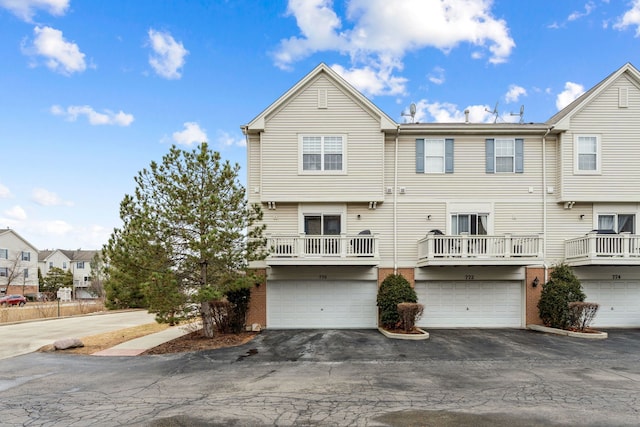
(1, 0), (640, 250)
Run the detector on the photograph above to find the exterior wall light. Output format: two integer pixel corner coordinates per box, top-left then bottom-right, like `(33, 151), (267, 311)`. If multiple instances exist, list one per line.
(532, 277), (539, 288)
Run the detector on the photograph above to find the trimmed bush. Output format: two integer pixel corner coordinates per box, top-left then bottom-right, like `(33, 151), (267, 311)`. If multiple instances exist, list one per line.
(568, 301), (600, 331)
(537, 264), (586, 329)
(397, 302), (424, 332)
(377, 274), (417, 329)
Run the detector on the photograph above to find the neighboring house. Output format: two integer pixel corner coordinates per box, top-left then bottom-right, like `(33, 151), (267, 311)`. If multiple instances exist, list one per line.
(0, 229), (39, 295)
(38, 249), (100, 299)
(242, 62), (640, 330)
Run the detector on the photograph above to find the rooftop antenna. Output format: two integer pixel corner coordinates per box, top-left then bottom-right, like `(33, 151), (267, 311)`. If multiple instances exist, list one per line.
(401, 103), (417, 123)
(485, 101), (499, 123)
(510, 105), (525, 124)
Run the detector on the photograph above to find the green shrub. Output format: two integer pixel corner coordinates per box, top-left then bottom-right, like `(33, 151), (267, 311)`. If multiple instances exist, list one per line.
(537, 264), (585, 329)
(377, 274), (417, 329)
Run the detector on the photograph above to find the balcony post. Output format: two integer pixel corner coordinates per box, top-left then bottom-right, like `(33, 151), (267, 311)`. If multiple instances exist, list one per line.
(504, 233), (512, 258)
(340, 233), (347, 258)
(622, 232), (630, 258)
(298, 233), (306, 258)
(373, 233), (380, 258)
(461, 234), (469, 258)
(588, 231), (597, 259)
(538, 233), (544, 258)
(427, 234), (434, 260)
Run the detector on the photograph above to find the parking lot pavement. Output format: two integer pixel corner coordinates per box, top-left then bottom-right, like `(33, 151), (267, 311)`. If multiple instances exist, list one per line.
(1, 328), (639, 426)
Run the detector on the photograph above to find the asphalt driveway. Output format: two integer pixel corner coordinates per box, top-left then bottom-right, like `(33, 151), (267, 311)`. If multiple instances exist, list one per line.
(1, 328), (640, 426)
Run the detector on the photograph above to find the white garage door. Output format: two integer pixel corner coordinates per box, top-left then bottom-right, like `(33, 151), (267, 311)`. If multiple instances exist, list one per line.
(267, 280), (378, 329)
(415, 281), (522, 328)
(581, 281), (640, 327)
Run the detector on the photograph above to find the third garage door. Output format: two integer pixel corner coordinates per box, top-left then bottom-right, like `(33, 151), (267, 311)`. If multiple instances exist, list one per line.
(415, 281), (522, 328)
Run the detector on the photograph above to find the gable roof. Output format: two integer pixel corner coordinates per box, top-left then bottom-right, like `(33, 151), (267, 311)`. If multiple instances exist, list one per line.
(243, 63), (397, 133)
(0, 228), (39, 252)
(547, 62), (640, 129)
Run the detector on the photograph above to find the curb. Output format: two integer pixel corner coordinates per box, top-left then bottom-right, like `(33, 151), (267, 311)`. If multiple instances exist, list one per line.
(378, 327), (430, 340)
(527, 324), (608, 339)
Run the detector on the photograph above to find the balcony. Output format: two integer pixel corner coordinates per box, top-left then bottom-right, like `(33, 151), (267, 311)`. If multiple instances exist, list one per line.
(417, 233), (544, 266)
(565, 232), (640, 266)
(265, 233), (380, 266)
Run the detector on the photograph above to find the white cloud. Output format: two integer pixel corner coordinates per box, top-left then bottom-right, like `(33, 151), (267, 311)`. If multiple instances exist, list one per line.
(31, 188), (74, 207)
(172, 122), (208, 146)
(148, 29), (189, 79)
(50, 104), (134, 126)
(614, 0), (640, 36)
(568, 1), (595, 21)
(4, 205), (27, 221)
(23, 26), (87, 75)
(0, 0), (69, 22)
(0, 183), (12, 198)
(428, 67), (445, 85)
(505, 85), (527, 103)
(331, 58), (407, 96)
(274, 0), (514, 93)
(556, 82), (585, 110)
(216, 130), (246, 148)
(409, 100), (495, 124)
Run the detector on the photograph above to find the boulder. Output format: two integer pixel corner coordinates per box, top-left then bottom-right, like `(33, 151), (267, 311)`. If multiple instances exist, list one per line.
(53, 338), (84, 350)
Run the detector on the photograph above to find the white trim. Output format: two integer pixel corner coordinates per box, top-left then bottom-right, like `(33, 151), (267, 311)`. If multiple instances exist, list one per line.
(574, 134), (601, 175)
(298, 203), (347, 234)
(446, 202), (494, 234)
(424, 138), (445, 174)
(494, 138), (515, 173)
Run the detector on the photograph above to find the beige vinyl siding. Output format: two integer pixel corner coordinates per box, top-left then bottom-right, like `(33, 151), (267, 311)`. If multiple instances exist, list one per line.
(259, 75), (385, 202)
(346, 202), (393, 265)
(247, 134), (261, 206)
(392, 134), (545, 200)
(395, 201), (447, 265)
(545, 202), (593, 264)
(561, 75), (640, 201)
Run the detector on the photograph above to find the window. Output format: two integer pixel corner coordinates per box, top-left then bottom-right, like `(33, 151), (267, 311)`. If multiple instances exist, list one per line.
(301, 135), (344, 173)
(575, 135), (600, 174)
(77, 261), (85, 269)
(63, 262), (67, 269)
(416, 139), (454, 173)
(21, 251), (30, 261)
(49, 262), (53, 268)
(0, 249), (7, 259)
(485, 138), (523, 173)
(23, 268), (28, 278)
(451, 214), (488, 235)
(598, 214), (635, 233)
(0, 268), (7, 277)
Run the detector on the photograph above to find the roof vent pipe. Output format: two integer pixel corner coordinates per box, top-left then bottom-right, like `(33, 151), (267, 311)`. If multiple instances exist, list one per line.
(464, 109), (470, 124)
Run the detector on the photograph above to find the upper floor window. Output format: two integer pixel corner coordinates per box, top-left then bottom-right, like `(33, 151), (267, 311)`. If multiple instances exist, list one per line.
(598, 214), (635, 233)
(451, 213), (488, 235)
(77, 261), (85, 269)
(300, 135), (344, 173)
(49, 262), (53, 268)
(0, 249), (7, 259)
(575, 135), (600, 174)
(486, 138), (523, 174)
(416, 139), (454, 174)
(21, 251), (30, 261)
(63, 262), (67, 269)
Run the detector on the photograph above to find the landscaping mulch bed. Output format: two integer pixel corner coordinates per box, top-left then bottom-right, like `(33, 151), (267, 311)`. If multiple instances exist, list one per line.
(141, 330), (257, 355)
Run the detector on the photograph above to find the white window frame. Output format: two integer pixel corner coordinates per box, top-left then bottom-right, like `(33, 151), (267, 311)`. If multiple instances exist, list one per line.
(495, 138), (515, 173)
(596, 213), (636, 233)
(21, 251), (30, 261)
(574, 134), (601, 174)
(424, 139), (445, 174)
(299, 135), (347, 175)
(298, 204), (347, 235)
(0, 267), (7, 277)
(77, 261), (85, 269)
(446, 202), (494, 235)
(0, 249), (7, 259)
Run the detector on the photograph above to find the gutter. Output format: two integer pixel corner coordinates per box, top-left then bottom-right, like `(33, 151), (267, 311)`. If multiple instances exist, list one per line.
(394, 125), (400, 274)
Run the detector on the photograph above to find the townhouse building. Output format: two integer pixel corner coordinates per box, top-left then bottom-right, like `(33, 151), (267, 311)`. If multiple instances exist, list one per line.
(38, 249), (100, 299)
(243, 63), (640, 329)
(0, 228), (39, 295)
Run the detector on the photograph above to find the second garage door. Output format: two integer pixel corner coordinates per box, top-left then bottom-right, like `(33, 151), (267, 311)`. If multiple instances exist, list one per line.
(581, 280), (640, 327)
(415, 281), (522, 328)
(267, 280), (378, 329)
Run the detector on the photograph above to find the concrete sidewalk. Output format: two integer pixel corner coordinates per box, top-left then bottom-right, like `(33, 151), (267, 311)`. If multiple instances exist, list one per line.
(92, 325), (193, 356)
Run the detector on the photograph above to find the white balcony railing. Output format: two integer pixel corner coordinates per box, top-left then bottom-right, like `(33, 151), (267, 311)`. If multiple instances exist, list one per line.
(266, 233), (379, 264)
(417, 233), (544, 265)
(565, 232), (640, 264)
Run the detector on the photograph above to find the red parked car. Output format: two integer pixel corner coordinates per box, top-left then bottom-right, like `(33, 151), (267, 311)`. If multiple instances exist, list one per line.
(0, 294), (27, 307)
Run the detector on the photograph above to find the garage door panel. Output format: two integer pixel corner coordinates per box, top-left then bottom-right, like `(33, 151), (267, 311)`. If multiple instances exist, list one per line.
(582, 281), (640, 327)
(416, 281), (522, 328)
(267, 280), (377, 329)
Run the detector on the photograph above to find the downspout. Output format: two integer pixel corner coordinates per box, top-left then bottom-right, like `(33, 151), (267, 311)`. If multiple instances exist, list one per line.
(542, 126), (554, 282)
(393, 125), (400, 274)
